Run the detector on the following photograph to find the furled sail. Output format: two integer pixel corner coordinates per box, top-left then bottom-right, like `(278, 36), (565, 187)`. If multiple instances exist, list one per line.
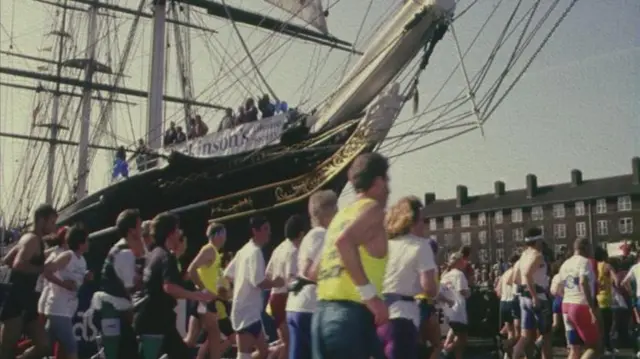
(264, 0), (328, 34)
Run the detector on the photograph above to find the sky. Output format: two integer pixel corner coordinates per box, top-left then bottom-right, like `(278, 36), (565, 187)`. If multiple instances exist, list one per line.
(0, 0), (639, 223)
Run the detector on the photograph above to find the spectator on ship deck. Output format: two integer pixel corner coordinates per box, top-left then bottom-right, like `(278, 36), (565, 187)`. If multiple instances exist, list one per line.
(244, 98), (259, 123)
(133, 139), (151, 172)
(193, 115), (209, 137)
(164, 121), (177, 146)
(258, 94), (275, 119)
(112, 146), (129, 180)
(175, 126), (187, 144)
(236, 105), (247, 125)
(187, 118), (198, 139)
(218, 108), (236, 131)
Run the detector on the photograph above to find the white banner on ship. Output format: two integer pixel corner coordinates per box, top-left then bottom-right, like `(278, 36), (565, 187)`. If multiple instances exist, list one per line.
(171, 114), (287, 158)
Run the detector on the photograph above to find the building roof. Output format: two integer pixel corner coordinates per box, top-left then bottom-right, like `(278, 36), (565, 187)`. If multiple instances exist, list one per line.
(423, 174), (640, 218)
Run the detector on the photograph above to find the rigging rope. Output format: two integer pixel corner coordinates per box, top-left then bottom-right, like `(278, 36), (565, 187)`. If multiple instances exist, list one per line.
(220, 0), (279, 102)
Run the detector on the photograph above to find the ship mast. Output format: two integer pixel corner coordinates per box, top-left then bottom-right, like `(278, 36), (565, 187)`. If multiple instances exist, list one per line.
(75, 0), (100, 200)
(0, 0), (356, 214)
(147, 0), (168, 150)
(39, 0), (70, 204)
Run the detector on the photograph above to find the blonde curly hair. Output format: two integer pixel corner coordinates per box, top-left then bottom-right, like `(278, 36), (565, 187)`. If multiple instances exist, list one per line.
(385, 195), (423, 239)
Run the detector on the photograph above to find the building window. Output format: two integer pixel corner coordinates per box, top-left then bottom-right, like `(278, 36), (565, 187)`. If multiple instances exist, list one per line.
(596, 220), (608, 236)
(511, 209), (523, 223)
(429, 218), (437, 231)
(553, 223), (567, 239)
(575, 201), (586, 216)
(444, 216), (453, 229)
(512, 227), (524, 242)
(618, 196), (632, 211)
(531, 206), (544, 221)
(495, 229), (504, 243)
(596, 199), (607, 214)
(461, 232), (471, 246)
(496, 248), (505, 261)
(552, 204), (565, 219)
(478, 230), (487, 245)
(576, 222), (587, 238)
(478, 249), (489, 264)
(461, 214), (470, 228)
(495, 210), (503, 224)
(619, 217), (633, 234)
(477, 212), (487, 226)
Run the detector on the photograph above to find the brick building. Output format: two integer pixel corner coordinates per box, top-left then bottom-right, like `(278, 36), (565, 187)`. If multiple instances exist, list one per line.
(423, 157), (640, 264)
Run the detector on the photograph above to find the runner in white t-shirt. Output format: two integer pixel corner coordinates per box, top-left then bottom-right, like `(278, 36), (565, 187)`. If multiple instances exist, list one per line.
(377, 196), (437, 359)
(285, 190), (338, 359)
(223, 216), (284, 359)
(265, 215), (307, 358)
(42, 225), (89, 359)
(621, 258), (640, 358)
(559, 238), (600, 359)
(439, 252), (470, 359)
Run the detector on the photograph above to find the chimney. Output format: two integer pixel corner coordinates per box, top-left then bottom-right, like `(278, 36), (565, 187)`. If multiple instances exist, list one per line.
(633, 157), (640, 185)
(571, 169), (583, 186)
(526, 174), (538, 198)
(494, 181), (505, 197)
(424, 192), (436, 205)
(456, 185), (468, 207)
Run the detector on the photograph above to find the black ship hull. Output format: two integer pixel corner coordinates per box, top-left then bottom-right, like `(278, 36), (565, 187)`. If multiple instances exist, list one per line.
(58, 119), (378, 272)
(58, 120), (358, 231)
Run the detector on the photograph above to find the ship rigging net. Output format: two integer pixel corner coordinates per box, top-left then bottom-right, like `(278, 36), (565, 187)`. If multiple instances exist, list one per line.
(0, 0), (581, 227)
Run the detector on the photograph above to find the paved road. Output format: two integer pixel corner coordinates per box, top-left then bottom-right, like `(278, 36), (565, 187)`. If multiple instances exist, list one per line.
(462, 343), (635, 358)
(552, 347), (634, 358)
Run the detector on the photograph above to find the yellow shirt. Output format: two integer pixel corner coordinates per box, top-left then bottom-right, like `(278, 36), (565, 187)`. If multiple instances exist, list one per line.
(596, 261), (612, 308)
(195, 243), (221, 295)
(316, 198), (387, 302)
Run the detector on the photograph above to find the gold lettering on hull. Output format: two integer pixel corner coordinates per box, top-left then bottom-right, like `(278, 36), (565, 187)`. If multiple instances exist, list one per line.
(211, 197), (254, 215)
(273, 126), (369, 201)
(208, 121), (372, 221)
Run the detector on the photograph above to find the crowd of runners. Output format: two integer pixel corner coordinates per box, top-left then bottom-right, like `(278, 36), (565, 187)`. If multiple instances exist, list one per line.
(1, 152), (640, 359)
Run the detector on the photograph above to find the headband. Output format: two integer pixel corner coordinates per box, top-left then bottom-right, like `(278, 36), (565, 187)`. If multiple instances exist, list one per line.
(524, 234), (544, 243)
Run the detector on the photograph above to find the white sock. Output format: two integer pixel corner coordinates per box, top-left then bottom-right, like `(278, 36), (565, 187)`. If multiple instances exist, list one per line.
(237, 352), (252, 359)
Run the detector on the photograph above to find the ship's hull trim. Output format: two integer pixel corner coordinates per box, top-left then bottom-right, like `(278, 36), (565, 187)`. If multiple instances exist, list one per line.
(176, 115), (377, 222)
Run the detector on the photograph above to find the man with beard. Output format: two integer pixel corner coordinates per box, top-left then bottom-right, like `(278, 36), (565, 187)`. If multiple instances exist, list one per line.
(0, 204), (57, 359)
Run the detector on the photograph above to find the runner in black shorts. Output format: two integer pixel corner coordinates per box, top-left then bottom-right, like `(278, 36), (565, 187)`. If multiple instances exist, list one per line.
(134, 213), (212, 359)
(0, 204), (57, 359)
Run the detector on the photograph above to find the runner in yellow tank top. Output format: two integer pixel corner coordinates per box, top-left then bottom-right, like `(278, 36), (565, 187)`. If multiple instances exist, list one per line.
(187, 222), (227, 359)
(312, 153), (390, 359)
(594, 247), (618, 354)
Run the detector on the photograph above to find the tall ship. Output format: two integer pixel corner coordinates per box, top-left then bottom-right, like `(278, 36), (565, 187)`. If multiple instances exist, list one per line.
(1, 0), (581, 248)
(0, 0), (584, 355)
